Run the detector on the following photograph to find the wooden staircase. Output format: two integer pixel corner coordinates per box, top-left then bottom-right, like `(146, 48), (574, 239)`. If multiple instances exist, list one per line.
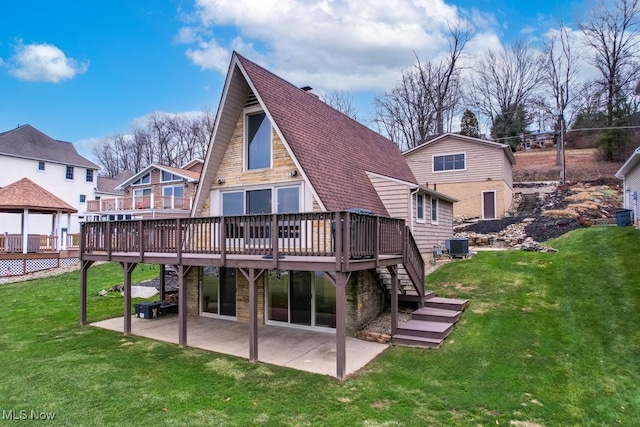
(391, 295), (468, 349)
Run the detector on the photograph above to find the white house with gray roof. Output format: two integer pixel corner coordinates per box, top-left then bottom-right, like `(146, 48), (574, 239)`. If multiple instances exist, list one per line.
(0, 124), (99, 234)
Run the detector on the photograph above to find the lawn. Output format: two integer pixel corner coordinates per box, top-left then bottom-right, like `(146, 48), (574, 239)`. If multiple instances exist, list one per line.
(1, 227), (639, 425)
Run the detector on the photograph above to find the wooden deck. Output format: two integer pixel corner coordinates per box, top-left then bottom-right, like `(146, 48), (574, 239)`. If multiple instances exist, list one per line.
(79, 211), (426, 380)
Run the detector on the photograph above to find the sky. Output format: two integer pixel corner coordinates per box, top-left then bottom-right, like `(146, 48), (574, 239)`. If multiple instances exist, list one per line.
(0, 0), (593, 161)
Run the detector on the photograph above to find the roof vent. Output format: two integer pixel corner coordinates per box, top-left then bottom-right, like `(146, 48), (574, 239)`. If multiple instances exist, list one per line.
(301, 86), (313, 91)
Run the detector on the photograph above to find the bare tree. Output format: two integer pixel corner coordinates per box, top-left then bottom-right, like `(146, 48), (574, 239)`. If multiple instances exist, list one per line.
(321, 89), (359, 121)
(468, 40), (544, 145)
(375, 22), (473, 151)
(579, 0), (640, 160)
(543, 23), (581, 164)
(92, 109), (214, 176)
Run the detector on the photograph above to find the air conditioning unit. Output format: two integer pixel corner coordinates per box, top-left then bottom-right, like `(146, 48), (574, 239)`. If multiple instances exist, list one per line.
(445, 237), (469, 258)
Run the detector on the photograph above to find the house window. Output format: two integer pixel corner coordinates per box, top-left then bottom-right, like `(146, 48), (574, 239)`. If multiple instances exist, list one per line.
(79, 194), (86, 203)
(246, 111), (271, 170)
(433, 153), (465, 172)
(133, 173), (150, 185)
(431, 197), (439, 224)
(162, 185), (185, 209)
(133, 188), (151, 209)
(38, 161), (45, 171)
(161, 171), (181, 182)
(416, 194), (425, 221)
(65, 166), (74, 180)
(86, 169), (94, 183)
(222, 186), (300, 215)
(201, 267), (237, 318)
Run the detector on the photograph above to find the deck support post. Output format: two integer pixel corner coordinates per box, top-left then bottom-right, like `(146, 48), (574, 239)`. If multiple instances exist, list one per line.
(159, 264), (166, 302)
(239, 268), (265, 363)
(178, 265), (192, 347)
(79, 260), (94, 325)
(120, 262), (137, 336)
(388, 265), (398, 336)
(326, 271), (351, 380)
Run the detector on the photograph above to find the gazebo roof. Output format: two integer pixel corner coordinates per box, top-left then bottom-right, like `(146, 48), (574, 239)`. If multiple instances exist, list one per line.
(0, 178), (77, 214)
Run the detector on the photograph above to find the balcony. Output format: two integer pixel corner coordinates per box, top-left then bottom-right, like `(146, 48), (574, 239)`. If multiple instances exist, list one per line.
(86, 195), (193, 213)
(80, 212), (407, 272)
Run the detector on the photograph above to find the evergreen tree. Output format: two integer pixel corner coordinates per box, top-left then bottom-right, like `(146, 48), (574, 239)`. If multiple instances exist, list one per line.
(459, 109), (480, 138)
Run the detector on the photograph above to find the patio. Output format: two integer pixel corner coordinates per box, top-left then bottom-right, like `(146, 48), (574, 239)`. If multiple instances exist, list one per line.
(92, 315), (388, 377)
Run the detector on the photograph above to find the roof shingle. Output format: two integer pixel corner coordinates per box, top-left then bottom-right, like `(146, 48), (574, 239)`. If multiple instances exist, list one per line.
(235, 53), (417, 215)
(0, 178), (78, 214)
(0, 124), (98, 169)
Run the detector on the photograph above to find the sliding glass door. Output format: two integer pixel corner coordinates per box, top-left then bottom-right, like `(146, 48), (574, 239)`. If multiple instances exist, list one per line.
(201, 267), (237, 318)
(266, 270), (336, 329)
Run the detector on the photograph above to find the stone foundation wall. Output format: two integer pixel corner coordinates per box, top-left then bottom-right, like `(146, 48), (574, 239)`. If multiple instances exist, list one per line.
(346, 270), (386, 334)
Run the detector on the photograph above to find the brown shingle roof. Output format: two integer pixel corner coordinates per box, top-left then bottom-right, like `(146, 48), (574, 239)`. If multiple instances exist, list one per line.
(96, 170), (135, 195)
(235, 53), (417, 215)
(0, 124), (98, 169)
(0, 178), (77, 214)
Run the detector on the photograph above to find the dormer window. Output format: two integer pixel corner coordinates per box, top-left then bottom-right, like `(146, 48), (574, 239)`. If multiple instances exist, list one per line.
(246, 111), (271, 170)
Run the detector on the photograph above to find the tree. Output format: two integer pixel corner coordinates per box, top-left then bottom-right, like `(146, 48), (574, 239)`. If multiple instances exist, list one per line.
(543, 23), (580, 165)
(468, 40), (543, 144)
(92, 109), (214, 176)
(459, 109), (480, 137)
(321, 89), (359, 121)
(490, 103), (530, 150)
(579, 0), (640, 161)
(375, 22), (473, 151)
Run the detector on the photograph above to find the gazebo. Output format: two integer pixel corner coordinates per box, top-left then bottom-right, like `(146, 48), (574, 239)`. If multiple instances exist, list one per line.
(0, 178), (77, 275)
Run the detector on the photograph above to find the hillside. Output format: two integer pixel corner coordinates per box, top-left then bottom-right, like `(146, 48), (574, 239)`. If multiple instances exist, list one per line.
(513, 148), (623, 183)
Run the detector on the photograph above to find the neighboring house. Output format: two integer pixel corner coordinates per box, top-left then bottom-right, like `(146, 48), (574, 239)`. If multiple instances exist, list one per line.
(0, 124), (99, 234)
(615, 147), (640, 224)
(80, 53), (459, 379)
(84, 161), (202, 221)
(403, 133), (516, 220)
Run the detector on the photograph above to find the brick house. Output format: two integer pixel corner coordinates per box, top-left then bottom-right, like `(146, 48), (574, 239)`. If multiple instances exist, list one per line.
(403, 133), (516, 220)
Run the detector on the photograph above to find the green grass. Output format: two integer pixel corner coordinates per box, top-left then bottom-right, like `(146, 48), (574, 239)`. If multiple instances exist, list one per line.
(1, 227), (640, 425)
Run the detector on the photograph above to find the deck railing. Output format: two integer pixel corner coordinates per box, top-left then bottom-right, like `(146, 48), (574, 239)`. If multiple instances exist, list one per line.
(0, 233), (79, 253)
(81, 212), (407, 262)
(86, 195), (192, 212)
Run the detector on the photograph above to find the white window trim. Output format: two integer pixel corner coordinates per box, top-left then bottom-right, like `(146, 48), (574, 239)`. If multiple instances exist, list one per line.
(160, 170), (182, 183)
(37, 161), (46, 172)
(65, 166), (75, 181)
(430, 196), (439, 225)
(85, 169), (94, 183)
(244, 106), (273, 172)
(416, 193), (425, 223)
(432, 152), (467, 173)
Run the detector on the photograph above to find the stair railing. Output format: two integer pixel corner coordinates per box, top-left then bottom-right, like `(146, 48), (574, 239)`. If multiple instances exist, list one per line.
(403, 226), (425, 301)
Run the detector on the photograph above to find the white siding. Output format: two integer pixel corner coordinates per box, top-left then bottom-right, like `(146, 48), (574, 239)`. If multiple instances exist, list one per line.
(623, 162), (640, 223)
(0, 155), (96, 233)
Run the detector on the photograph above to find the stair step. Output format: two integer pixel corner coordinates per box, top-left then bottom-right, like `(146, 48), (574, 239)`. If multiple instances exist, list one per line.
(424, 296), (469, 311)
(412, 307), (462, 323)
(392, 334), (442, 349)
(398, 290), (434, 303)
(396, 319), (453, 340)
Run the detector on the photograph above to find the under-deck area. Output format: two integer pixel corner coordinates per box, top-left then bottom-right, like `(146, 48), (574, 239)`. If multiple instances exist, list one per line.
(79, 211), (425, 379)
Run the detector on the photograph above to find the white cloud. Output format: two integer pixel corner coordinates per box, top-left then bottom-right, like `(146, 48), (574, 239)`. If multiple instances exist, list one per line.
(177, 0), (504, 93)
(7, 41), (88, 83)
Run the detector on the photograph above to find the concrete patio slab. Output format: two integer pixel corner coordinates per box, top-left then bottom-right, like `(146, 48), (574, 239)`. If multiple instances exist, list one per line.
(91, 315), (388, 378)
